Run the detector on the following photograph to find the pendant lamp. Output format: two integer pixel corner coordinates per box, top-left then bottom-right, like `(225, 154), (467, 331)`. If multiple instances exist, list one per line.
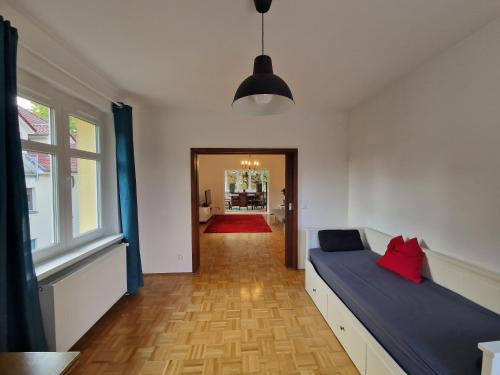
(232, 0), (294, 115)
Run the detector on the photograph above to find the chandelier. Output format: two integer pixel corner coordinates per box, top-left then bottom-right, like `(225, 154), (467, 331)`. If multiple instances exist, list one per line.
(241, 156), (260, 170)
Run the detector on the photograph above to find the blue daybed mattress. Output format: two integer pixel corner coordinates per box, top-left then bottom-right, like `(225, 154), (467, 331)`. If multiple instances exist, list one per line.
(309, 248), (500, 375)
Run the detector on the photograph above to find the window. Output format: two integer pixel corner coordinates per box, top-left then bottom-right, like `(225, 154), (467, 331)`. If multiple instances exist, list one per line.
(69, 115), (100, 237)
(71, 157), (99, 236)
(17, 97), (54, 144)
(225, 170), (269, 193)
(26, 187), (35, 212)
(17, 77), (108, 263)
(70, 115), (98, 153)
(18, 98), (57, 252)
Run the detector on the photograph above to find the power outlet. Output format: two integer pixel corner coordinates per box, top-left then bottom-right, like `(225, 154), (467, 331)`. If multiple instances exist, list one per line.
(177, 254), (184, 261)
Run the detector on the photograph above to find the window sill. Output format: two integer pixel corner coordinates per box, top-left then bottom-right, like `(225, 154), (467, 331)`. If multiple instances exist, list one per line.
(35, 234), (124, 281)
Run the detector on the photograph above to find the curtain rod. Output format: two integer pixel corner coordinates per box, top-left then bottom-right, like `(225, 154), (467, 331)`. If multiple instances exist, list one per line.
(19, 42), (123, 107)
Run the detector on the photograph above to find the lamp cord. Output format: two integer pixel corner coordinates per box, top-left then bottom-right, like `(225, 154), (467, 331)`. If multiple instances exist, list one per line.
(261, 13), (264, 55)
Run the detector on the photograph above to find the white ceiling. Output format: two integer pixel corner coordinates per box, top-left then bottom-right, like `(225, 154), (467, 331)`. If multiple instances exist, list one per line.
(11, 0), (500, 112)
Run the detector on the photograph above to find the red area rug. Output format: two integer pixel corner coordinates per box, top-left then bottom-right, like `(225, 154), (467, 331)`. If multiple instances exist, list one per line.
(204, 215), (272, 233)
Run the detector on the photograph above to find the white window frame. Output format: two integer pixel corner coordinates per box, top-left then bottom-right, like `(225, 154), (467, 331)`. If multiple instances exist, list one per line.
(18, 72), (109, 264)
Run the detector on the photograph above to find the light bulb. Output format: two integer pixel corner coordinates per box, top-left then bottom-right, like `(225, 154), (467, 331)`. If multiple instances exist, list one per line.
(252, 94), (272, 105)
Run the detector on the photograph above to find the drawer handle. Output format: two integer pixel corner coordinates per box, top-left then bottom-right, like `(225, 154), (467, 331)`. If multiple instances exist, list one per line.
(312, 288), (317, 292)
(340, 326), (345, 331)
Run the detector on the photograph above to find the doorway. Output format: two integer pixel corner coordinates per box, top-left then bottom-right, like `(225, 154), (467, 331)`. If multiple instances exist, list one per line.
(191, 148), (298, 272)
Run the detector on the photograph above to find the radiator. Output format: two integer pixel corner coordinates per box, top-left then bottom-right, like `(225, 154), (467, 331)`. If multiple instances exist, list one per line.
(38, 243), (127, 351)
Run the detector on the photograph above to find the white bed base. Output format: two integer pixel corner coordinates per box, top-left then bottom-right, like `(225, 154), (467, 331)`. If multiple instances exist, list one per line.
(305, 227), (500, 375)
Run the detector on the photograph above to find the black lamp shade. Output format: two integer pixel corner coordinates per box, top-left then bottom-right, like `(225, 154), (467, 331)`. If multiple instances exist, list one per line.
(233, 55), (294, 116)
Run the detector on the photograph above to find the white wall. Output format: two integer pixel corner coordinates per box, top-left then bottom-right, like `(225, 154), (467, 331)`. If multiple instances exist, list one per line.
(198, 154), (285, 214)
(3, 1), (349, 274)
(348, 17), (500, 272)
(134, 108), (349, 273)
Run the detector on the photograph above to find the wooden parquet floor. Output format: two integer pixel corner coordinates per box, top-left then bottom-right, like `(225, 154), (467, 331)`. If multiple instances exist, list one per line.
(71, 217), (358, 375)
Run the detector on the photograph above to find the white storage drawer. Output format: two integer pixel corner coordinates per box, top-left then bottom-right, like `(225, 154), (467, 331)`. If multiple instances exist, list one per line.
(305, 260), (328, 316)
(326, 287), (343, 334)
(337, 314), (366, 375)
(327, 288), (366, 374)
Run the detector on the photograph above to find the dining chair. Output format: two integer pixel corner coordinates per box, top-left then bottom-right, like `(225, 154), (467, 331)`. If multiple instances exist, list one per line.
(224, 193), (232, 209)
(231, 194), (239, 209)
(255, 192), (265, 209)
(238, 193), (248, 210)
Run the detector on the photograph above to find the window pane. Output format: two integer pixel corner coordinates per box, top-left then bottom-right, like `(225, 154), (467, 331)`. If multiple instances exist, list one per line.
(69, 116), (97, 153)
(17, 97), (54, 145)
(240, 171), (249, 191)
(71, 158), (99, 236)
(225, 170), (238, 192)
(27, 188), (34, 211)
(262, 171), (268, 192)
(24, 151), (56, 251)
(250, 171), (258, 191)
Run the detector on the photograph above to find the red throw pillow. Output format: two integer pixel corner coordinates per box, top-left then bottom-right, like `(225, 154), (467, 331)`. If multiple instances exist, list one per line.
(386, 235), (405, 254)
(377, 237), (424, 283)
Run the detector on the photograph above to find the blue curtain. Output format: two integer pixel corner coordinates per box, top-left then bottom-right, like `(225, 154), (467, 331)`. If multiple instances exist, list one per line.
(112, 103), (144, 294)
(0, 17), (48, 351)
